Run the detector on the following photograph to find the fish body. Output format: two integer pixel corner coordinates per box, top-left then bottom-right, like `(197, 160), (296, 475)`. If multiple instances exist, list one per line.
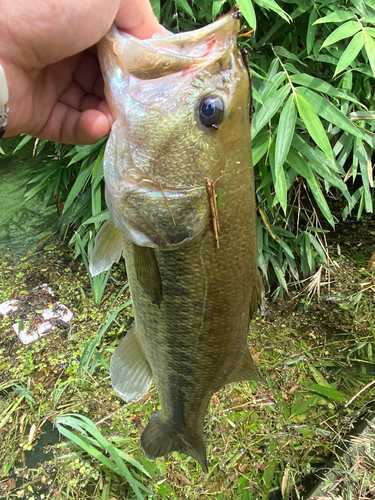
(90, 10), (262, 471)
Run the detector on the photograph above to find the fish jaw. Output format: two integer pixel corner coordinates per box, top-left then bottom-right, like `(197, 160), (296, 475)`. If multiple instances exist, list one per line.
(100, 12), (239, 81)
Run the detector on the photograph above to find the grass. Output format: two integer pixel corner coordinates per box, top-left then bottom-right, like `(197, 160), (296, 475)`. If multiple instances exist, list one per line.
(0, 229), (374, 499)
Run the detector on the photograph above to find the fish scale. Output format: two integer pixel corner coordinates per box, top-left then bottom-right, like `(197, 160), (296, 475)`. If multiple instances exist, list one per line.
(90, 9), (263, 471)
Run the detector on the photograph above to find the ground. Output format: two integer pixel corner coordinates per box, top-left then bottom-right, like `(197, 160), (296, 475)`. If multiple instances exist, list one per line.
(0, 211), (374, 499)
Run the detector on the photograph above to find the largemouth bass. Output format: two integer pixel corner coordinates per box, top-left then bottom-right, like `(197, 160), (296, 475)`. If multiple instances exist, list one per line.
(90, 9), (263, 472)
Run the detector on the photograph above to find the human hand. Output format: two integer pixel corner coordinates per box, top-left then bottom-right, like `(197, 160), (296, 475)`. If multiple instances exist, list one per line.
(1, 0), (164, 144)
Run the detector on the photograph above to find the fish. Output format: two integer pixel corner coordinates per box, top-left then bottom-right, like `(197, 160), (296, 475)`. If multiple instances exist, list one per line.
(89, 8), (263, 472)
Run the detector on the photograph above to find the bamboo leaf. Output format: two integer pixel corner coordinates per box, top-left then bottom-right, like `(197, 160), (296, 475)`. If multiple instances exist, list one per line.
(252, 86), (263, 104)
(253, 0), (291, 23)
(252, 85), (290, 138)
(357, 142), (373, 212)
(150, 0), (160, 20)
(314, 11), (355, 24)
(364, 33), (375, 77)
(175, 0), (195, 18)
(307, 8), (318, 55)
(304, 233), (314, 271)
(292, 134), (343, 174)
(321, 21), (361, 48)
(308, 233), (328, 264)
(287, 148), (335, 227)
(309, 54), (339, 65)
(252, 131), (270, 166)
(290, 73), (362, 105)
(273, 94), (297, 211)
(13, 135), (33, 153)
(295, 91), (334, 161)
(62, 161), (92, 214)
(335, 31), (365, 75)
(296, 87), (365, 139)
(260, 72), (286, 102)
(237, 0), (256, 29)
(274, 46), (305, 64)
(269, 256), (288, 291)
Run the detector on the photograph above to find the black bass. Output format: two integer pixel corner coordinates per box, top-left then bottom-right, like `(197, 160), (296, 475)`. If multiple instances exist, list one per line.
(90, 9), (263, 472)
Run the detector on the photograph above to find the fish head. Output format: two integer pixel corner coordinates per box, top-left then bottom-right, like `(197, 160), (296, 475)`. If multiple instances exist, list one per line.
(99, 11), (252, 248)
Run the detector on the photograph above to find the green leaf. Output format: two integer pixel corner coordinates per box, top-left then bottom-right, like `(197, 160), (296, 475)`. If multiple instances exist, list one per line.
(274, 46), (305, 64)
(252, 86), (263, 104)
(335, 31), (365, 75)
(253, 0), (291, 23)
(364, 26), (375, 37)
(292, 134), (343, 175)
(287, 148), (335, 227)
(13, 135), (33, 153)
(237, 0), (256, 30)
(259, 71), (286, 102)
(269, 256), (288, 291)
(290, 73), (362, 105)
(295, 91), (334, 161)
(314, 11), (355, 24)
(66, 139), (106, 165)
(307, 8), (318, 55)
(308, 233), (328, 264)
(262, 459), (277, 488)
(273, 94), (297, 211)
(62, 161), (92, 214)
(301, 383), (347, 401)
(321, 20), (361, 48)
(309, 54), (339, 65)
(296, 87), (365, 139)
(291, 395), (322, 416)
(356, 142), (373, 212)
(364, 32), (375, 77)
(150, 0), (160, 20)
(175, 0), (195, 18)
(252, 85), (290, 138)
(252, 131), (270, 166)
(304, 233), (314, 271)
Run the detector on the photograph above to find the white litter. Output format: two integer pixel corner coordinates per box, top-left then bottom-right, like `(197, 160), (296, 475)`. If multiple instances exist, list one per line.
(0, 285), (73, 345)
(0, 299), (19, 316)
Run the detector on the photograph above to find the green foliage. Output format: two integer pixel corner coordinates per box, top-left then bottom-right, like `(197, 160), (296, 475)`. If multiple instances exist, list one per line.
(55, 413), (152, 499)
(17, 0), (375, 296)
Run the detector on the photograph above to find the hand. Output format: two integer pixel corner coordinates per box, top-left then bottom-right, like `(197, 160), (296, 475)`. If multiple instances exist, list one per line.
(1, 0), (164, 144)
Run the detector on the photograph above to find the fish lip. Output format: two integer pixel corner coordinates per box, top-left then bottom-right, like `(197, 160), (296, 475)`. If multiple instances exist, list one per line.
(104, 12), (240, 78)
(112, 11), (239, 46)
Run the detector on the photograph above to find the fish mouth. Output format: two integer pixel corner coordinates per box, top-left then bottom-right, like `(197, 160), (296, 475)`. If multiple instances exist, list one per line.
(101, 10), (240, 79)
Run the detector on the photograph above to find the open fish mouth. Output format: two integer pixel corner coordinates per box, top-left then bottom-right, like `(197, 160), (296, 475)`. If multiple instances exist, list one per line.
(103, 9), (240, 79)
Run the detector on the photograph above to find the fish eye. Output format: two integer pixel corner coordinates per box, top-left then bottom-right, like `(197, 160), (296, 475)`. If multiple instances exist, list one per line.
(198, 94), (224, 128)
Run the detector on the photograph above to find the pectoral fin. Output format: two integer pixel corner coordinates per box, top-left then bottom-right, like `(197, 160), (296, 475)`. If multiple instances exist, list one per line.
(110, 325), (153, 402)
(133, 244), (163, 306)
(225, 348), (264, 385)
(141, 412), (208, 473)
(89, 219), (123, 276)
